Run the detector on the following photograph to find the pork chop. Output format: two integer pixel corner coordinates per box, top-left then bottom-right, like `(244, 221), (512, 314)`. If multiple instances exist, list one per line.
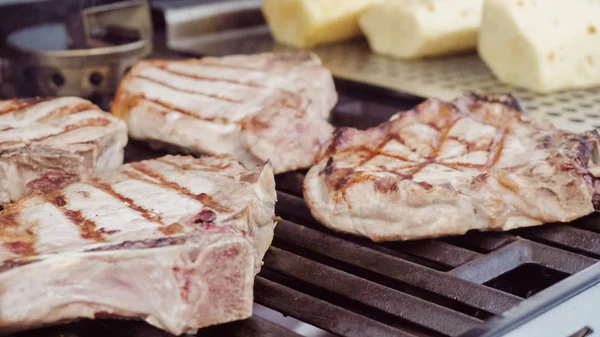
(303, 93), (600, 241)
(112, 52), (337, 174)
(0, 155), (277, 335)
(0, 97), (127, 204)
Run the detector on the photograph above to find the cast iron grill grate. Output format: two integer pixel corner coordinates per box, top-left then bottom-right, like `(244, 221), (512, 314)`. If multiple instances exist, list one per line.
(13, 83), (600, 337)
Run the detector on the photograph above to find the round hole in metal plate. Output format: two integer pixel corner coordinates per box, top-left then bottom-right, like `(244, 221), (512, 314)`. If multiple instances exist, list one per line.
(586, 114), (600, 118)
(568, 118), (585, 123)
(541, 101), (553, 106)
(51, 72), (65, 87)
(580, 102), (593, 108)
(89, 72), (103, 86)
(546, 112), (562, 117)
(557, 97), (571, 103)
(564, 107), (578, 112)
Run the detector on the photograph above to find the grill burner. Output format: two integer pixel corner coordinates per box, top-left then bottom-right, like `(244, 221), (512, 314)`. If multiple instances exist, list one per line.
(11, 81), (600, 337)
(2, 0), (151, 102)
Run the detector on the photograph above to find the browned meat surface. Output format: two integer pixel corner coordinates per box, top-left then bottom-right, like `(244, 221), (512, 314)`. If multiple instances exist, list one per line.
(304, 93), (600, 241)
(0, 155), (277, 335)
(112, 52), (337, 174)
(0, 97), (127, 204)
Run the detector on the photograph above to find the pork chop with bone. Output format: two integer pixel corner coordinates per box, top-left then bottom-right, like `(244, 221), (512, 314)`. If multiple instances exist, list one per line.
(112, 52), (337, 174)
(0, 155), (276, 335)
(0, 97), (127, 204)
(304, 94), (600, 241)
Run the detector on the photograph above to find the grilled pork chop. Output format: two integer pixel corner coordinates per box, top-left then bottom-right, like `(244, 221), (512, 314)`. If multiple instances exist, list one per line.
(112, 52), (337, 174)
(0, 155), (277, 335)
(0, 97), (127, 204)
(304, 94), (600, 241)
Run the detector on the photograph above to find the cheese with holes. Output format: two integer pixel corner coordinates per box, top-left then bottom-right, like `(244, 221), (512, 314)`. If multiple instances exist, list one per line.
(479, 0), (600, 93)
(262, 0), (381, 48)
(358, 0), (484, 59)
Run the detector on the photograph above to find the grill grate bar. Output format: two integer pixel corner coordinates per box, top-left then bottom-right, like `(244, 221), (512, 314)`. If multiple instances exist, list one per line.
(276, 191), (482, 270)
(254, 276), (414, 337)
(273, 219), (522, 315)
(263, 246), (482, 336)
(518, 224), (600, 259)
(199, 316), (305, 337)
(378, 240), (481, 270)
(440, 232), (517, 254)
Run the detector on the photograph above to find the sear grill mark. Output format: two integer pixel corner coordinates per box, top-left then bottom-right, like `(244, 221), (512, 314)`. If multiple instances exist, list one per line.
(49, 194), (105, 242)
(36, 103), (98, 123)
(196, 193), (231, 213)
(0, 258), (38, 272)
(157, 157), (232, 173)
(192, 60), (277, 75)
(135, 74), (244, 104)
(159, 223), (184, 235)
(156, 65), (268, 89)
(0, 97), (53, 115)
(90, 180), (164, 225)
(140, 97), (231, 124)
(0, 117), (113, 146)
(129, 163), (232, 213)
(487, 128), (508, 167)
(3, 241), (35, 256)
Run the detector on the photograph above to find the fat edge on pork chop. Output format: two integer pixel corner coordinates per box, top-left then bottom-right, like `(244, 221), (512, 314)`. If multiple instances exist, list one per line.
(111, 52), (337, 174)
(0, 155), (277, 335)
(0, 97), (128, 204)
(303, 93), (600, 242)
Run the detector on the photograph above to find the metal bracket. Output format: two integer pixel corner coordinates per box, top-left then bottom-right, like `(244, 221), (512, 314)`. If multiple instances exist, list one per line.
(81, 0), (153, 55)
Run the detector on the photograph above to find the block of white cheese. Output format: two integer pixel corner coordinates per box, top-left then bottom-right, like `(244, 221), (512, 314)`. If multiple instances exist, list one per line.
(359, 0), (484, 59)
(262, 0), (381, 48)
(479, 0), (600, 94)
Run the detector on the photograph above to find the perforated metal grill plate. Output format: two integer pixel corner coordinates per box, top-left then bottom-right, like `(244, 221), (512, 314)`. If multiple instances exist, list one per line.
(309, 40), (600, 133)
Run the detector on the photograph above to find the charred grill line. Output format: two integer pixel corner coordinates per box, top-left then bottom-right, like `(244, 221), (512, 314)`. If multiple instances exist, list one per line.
(138, 96), (231, 124)
(195, 61), (284, 76)
(48, 194), (106, 242)
(0, 117), (113, 146)
(157, 65), (269, 89)
(35, 103), (99, 123)
(156, 156), (232, 173)
(89, 180), (165, 225)
(135, 74), (245, 104)
(128, 163), (232, 213)
(0, 97), (52, 115)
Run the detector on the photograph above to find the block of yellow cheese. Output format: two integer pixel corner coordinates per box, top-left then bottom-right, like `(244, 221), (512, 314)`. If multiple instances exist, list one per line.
(479, 0), (600, 93)
(359, 0), (484, 59)
(262, 0), (381, 48)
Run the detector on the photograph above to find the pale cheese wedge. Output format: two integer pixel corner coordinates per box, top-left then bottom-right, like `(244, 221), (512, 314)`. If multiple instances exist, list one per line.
(479, 0), (600, 94)
(359, 0), (484, 59)
(262, 0), (381, 48)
